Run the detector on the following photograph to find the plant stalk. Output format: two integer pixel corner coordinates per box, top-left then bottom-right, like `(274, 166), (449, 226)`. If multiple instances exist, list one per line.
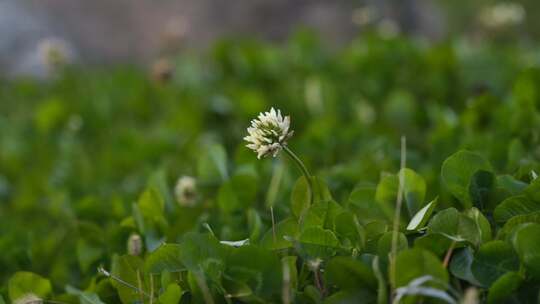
(283, 145), (313, 204)
(443, 241), (457, 268)
(390, 136), (406, 289)
(98, 267), (150, 298)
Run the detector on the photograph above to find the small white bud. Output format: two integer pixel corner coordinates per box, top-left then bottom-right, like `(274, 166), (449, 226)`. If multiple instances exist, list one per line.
(37, 38), (74, 70)
(307, 258), (323, 271)
(127, 233), (143, 256)
(174, 176), (198, 206)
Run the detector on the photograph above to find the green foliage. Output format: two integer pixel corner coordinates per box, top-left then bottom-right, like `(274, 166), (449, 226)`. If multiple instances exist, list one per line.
(441, 150), (493, 208)
(144, 244), (184, 274)
(66, 285), (106, 304)
(394, 249), (448, 287)
(427, 207), (481, 245)
(8, 272), (52, 301)
(487, 272), (523, 304)
(512, 223), (540, 279)
(296, 227), (340, 260)
(3, 33), (540, 303)
(406, 198), (437, 231)
(158, 284), (183, 304)
(471, 241), (520, 287)
(325, 256), (377, 291)
(111, 255), (146, 304)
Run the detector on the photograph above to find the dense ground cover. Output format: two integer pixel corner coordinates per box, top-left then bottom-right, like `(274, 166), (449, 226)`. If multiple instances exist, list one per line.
(2, 33), (540, 303)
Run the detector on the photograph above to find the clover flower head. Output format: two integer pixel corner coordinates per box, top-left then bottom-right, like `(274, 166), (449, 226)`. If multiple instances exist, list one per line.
(244, 107), (294, 159)
(174, 175), (197, 206)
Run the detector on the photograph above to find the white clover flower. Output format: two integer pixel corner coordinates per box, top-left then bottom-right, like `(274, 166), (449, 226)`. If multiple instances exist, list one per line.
(174, 175), (197, 206)
(479, 2), (525, 29)
(244, 107), (294, 159)
(37, 37), (74, 69)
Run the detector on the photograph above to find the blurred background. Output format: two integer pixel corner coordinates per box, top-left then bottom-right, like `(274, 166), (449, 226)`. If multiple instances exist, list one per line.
(0, 0), (538, 77)
(3, 0), (540, 297)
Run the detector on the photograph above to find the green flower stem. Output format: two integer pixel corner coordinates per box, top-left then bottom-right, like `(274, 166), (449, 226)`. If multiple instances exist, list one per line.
(443, 241), (457, 268)
(283, 145), (313, 204)
(98, 267), (151, 298)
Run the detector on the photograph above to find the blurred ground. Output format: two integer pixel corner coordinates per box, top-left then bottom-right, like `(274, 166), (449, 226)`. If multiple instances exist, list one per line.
(0, 0), (536, 77)
(0, 0), (445, 75)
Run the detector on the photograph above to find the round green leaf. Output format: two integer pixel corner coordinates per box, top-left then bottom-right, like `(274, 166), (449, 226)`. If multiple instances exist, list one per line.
(260, 217), (299, 250)
(414, 233), (453, 257)
(111, 255), (146, 304)
(159, 283), (183, 304)
(427, 208), (480, 245)
(301, 200), (344, 231)
(401, 168), (427, 217)
(375, 173), (400, 221)
(291, 176), (333, 219)
(512, 223), (540, 279)
(468, 170), (496, 210)
(325, 256), (377, 290)
(487, 272), (523, 304)
(441, 150), (492, 208)
(348, 183), (386, 222)
(8, 272), (52, 301)
(225, 245), (281, 298)
(373, 169), (427, 220)
(296, 227), (339, 260)
(471, 240), (519, 287)
(497, 211), (540, 240)
(323, 289), (376, 304)
(394, 248), (448, 288)
(334, 211), (365, 247)
(377, 231), (408, 259)
(144, 243), (184, 274)
(464, 207), (492, 244)
(449, 247), (479, 285)
(494, 195), (540, 223)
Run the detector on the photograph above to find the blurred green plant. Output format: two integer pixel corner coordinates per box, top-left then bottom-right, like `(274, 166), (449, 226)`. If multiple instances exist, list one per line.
(2, 31), (540, 303)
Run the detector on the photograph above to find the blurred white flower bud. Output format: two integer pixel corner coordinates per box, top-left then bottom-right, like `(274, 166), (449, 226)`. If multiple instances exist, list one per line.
(127, 233), (143, 256)
(479, 2), (525, 29)
(37, 37), (74, 70)
(355, 100), (376, 126)
(351, 6), (378, 26)
(67, 114), (84, 132)
(307, 258), (322, 271)
(13, 37), (76, 79)
(175, 176), (198, 206)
